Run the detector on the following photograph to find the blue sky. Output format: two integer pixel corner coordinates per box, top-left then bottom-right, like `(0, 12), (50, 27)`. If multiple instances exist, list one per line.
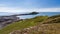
(0, 0), (60, 13)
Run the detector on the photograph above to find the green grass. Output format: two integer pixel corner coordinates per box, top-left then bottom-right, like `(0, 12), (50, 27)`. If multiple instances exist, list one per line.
(0, 21), (36, 34)
(0, 16), (48, 34)
(8, 15), (60, 34)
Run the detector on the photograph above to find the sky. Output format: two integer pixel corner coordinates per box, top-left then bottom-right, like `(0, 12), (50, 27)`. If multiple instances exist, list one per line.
(0, 0), (60, 13)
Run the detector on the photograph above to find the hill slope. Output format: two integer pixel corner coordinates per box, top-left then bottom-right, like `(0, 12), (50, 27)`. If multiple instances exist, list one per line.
(0, 15), (60, 34)
(9, 15), (60, 34)
(0, 16), (48, 34)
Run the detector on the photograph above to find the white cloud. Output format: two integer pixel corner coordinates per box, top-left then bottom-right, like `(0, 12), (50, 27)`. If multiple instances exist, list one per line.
(0, 7), (60, 13)
(39, 8), (60, 12)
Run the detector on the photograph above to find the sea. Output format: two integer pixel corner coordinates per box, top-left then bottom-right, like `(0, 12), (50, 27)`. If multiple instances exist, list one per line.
(0, 12), (60, 19)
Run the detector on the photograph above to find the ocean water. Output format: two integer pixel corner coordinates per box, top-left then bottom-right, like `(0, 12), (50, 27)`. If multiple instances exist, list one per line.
(0, 12), (60, 19)
(19, 12), (60, 19)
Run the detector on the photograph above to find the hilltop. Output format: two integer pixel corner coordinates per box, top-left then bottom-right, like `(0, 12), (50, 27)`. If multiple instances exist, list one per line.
(0, 14), (60, 34)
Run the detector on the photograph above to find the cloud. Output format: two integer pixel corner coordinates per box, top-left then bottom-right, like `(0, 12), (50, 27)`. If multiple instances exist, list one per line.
(39, 8), (60, 12)
(0, 7), (60, 13)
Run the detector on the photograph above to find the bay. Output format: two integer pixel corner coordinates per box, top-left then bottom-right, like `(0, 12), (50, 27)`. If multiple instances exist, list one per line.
(0, 12), (60, 19)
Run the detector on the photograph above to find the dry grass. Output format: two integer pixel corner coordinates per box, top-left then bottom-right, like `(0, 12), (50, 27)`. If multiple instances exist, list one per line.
(10, 23), (60, 34)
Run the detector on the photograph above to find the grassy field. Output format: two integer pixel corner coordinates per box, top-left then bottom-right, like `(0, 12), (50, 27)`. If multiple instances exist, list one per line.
(0, 16), (48, 34)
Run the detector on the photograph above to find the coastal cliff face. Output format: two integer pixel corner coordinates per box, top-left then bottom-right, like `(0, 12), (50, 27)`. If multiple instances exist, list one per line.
(0, 16), (20, 29)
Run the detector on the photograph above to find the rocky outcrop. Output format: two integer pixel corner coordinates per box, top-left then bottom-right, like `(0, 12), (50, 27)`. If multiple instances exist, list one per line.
(0, 16), (20, 29)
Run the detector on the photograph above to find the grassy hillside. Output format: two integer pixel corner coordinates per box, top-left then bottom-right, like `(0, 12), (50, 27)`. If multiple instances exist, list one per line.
(9, 15), (60, 34)
(0, 16), (48, 34)
(0, 15), (60, 34)
(43, 15), (60, 24)
(10, 23), (60, 34)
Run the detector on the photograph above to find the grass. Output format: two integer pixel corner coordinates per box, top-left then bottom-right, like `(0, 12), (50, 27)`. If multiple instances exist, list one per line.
(0, 15), (60, 34)
(27, 23), (60, 34)
(0, 16), (48, 34)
